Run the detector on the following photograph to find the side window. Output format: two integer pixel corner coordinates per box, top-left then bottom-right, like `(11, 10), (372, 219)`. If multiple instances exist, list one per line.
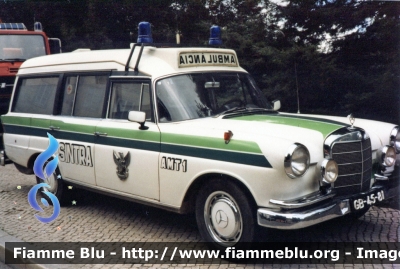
(71, 75), (108, 118)
(12, 76), (58, 114)
(109, 82), (151, 120)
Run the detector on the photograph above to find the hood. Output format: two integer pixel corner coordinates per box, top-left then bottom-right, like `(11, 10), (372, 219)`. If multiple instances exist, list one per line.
(159, 112), (348, 166)
(284, 113), (397, 151)
(226, 113), (348, 139)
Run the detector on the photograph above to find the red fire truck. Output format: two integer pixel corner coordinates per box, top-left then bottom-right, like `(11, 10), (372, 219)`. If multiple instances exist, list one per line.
(0, 21), (61, 165)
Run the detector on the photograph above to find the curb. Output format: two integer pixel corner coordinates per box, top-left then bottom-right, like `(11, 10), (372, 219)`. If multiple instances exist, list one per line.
(0, 229), (58, 269)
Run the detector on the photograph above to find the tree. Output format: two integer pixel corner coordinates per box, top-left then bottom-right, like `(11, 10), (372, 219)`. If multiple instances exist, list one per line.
(267, 0), (400, 123)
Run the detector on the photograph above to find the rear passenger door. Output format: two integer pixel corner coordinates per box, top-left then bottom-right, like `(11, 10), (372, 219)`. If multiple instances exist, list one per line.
(94, 78), (161, 200)
(50, 73), (109, 186)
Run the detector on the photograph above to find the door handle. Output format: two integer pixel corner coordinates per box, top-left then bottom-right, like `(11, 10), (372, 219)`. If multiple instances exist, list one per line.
(94, 132), (108, 137)
(49, 126), (60, 131)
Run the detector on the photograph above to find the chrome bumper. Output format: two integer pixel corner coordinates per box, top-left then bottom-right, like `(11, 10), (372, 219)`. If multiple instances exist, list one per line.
(258, 175), (394, 230)
(257, 199), (350, 229)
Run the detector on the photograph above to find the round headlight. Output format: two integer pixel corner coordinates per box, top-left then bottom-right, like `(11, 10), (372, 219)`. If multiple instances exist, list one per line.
(390, 127), (400, 153)
(284, 143), (310, 178)
(320, 159), (338, 184)
(381, 146), (396, 167)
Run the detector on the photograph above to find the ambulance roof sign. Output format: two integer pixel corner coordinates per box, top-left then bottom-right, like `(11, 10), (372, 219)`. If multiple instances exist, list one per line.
(178, 52), (238, 68)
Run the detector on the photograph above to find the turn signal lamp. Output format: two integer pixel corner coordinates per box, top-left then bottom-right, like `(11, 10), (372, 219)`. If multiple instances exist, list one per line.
(137, 22), (153, 43)
(209, 25), (222, 45)
(224, 131), (233, 144)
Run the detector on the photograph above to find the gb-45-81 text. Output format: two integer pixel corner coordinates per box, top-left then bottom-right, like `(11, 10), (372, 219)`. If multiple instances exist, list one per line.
(353, 190), (385, 210)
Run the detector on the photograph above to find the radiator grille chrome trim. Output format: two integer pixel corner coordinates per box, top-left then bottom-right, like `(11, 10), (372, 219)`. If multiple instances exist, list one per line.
(325, 127), (372, 195)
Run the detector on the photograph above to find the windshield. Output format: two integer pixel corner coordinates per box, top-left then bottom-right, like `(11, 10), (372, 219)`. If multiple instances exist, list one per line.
(0, 34), (46, 60)
(156, 72), (272, 122)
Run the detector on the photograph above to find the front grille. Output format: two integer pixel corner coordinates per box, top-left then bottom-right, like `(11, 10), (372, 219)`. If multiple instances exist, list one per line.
(331, 138), (372, 195)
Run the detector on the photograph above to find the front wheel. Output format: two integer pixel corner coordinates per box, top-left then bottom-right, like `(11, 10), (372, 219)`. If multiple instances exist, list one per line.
(195, 179), (256, 248)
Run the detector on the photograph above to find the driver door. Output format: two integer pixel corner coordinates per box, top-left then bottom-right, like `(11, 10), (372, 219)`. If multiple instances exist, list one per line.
(94, 78), (160, 200)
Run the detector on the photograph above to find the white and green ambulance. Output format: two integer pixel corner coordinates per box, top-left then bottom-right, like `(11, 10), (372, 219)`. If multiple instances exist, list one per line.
(2, 22), (399, 247)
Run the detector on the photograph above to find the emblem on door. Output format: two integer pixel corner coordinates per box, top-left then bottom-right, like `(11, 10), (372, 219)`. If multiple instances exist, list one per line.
(113, 151), (131, 180)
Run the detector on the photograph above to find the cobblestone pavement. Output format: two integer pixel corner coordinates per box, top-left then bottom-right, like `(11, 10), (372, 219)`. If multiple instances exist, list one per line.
(0, 163), (399, 269)
(0, 262), (10, 269)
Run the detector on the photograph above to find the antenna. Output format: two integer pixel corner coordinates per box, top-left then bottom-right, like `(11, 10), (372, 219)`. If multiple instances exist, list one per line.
(295, 61), (300, 114)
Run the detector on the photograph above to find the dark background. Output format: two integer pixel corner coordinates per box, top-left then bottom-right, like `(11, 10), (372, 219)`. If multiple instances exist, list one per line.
(1, 0), (398, 124)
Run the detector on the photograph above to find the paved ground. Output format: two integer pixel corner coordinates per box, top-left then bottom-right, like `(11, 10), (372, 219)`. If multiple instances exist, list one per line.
(0, 163), (400, 268)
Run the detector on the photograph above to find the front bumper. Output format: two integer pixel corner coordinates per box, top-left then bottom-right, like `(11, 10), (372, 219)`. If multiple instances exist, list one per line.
(257, 185), (386, 230)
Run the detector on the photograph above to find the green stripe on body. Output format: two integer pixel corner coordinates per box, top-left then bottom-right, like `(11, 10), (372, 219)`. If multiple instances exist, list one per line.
(98, 126), (160, 143)
(1, 115), (30, 126)
(161, 143), (270, 167)
(161, 133), (263, 154)
(3, 122), (271, 168)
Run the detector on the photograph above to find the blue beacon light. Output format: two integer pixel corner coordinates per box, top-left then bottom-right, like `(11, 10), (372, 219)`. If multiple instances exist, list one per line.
(208, 25), (222, 45)
(137, 22), (153, 43)
(34, 22), (43, 32)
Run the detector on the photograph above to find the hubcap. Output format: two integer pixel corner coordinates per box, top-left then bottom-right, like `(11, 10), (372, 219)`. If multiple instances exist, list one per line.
(204, 191), (242, 246)
(42, 172), (58, 193)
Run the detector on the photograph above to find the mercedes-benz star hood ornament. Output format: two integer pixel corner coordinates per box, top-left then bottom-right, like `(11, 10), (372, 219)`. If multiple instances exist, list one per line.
(347, 113), (355, 129)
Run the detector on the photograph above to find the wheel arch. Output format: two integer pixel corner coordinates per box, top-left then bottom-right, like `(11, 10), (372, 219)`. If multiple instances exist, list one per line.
(27, 152), (40, 170)
(180, 172), (257, 214)
(13, 152), (39, 175)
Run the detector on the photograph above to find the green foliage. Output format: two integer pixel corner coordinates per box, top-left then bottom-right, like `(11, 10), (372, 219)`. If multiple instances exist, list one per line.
(266, 0), (399, 123)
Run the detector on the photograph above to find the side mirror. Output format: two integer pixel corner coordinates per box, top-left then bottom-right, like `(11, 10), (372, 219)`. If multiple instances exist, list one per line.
(48, 38), (62, 54)
(128, 111), (148, 130)
(272, 100), (281, 111)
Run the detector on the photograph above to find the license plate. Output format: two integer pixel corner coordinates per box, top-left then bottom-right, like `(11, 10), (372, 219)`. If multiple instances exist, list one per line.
(352, 190), (385, 211)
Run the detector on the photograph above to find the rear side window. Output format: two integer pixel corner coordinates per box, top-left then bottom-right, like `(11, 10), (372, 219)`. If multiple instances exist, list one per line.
(74, 75), (107, 118)
(60, 74), (108, 118)
(12, 76), (58, 114)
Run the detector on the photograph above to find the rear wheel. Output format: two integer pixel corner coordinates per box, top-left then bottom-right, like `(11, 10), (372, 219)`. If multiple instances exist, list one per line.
(14, 163), (33, 174)
(35, 166), (69, 206)
(195, 179), (256, 248)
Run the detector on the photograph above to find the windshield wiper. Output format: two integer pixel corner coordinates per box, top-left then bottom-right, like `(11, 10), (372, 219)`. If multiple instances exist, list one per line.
(215, 107), (274, 117)
(216, 106), (247, 117)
